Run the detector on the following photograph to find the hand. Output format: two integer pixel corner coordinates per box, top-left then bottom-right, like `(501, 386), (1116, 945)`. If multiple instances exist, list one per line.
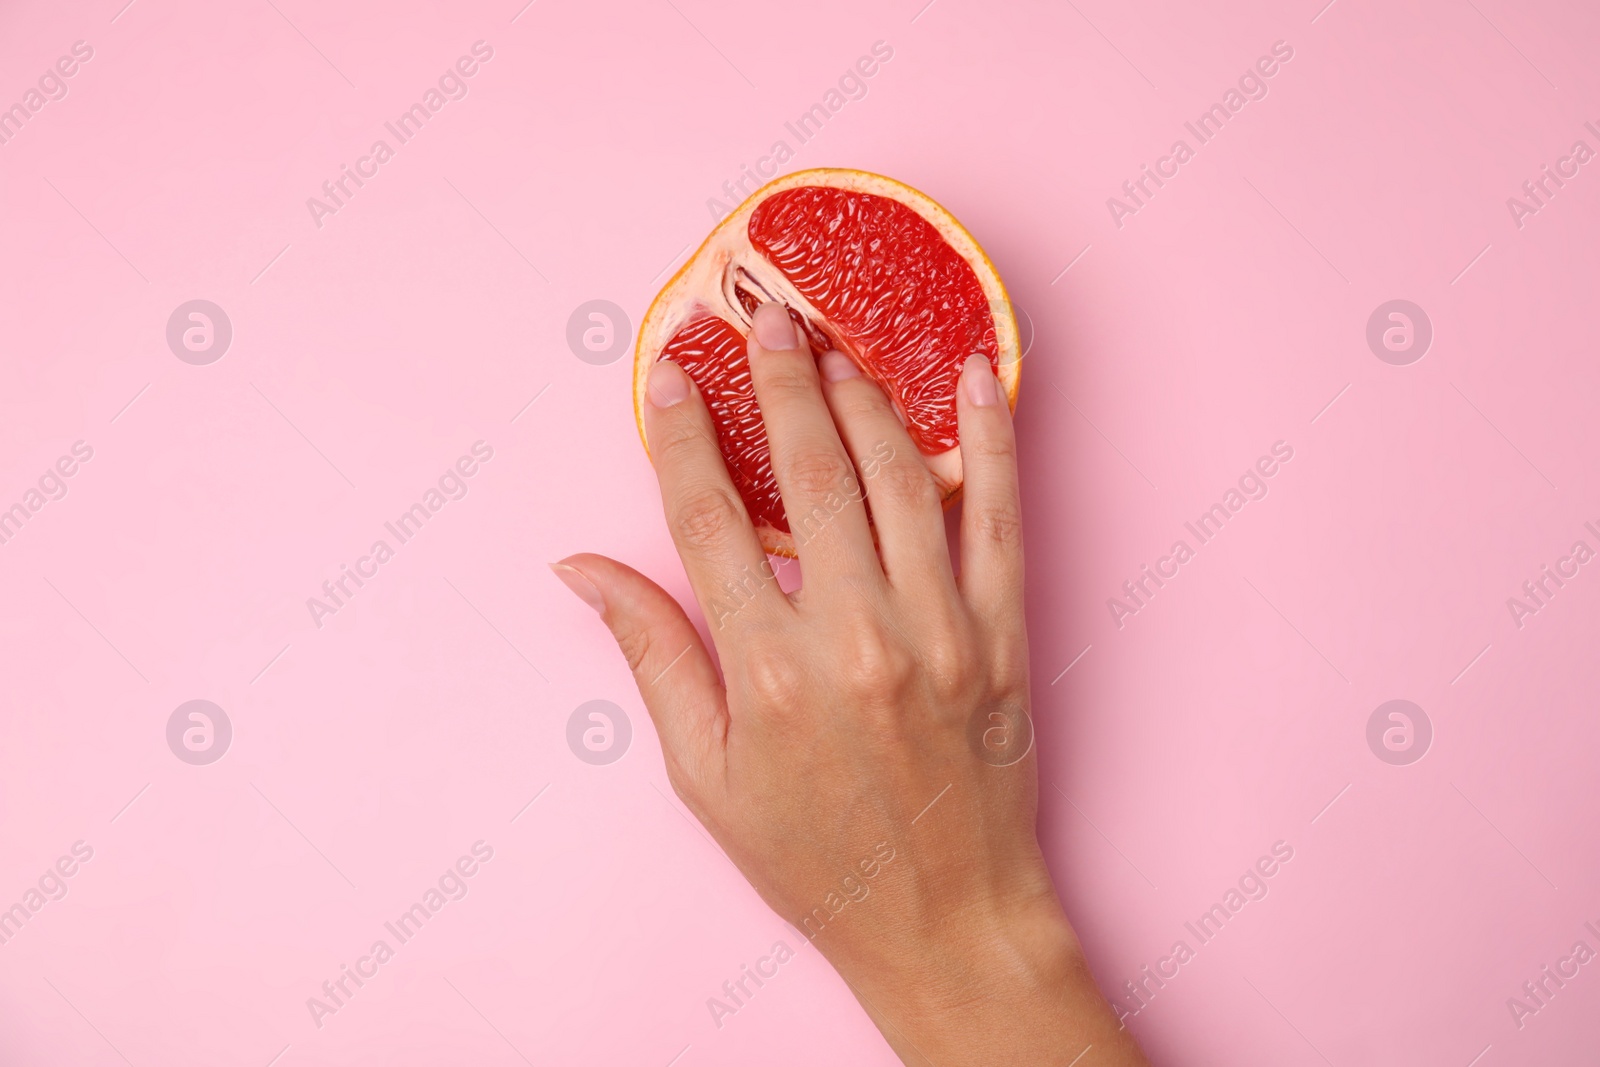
(553, 303), (1147, 1066)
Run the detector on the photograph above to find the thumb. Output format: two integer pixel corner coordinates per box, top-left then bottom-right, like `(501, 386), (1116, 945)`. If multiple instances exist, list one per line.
(550, 553), (726, 789)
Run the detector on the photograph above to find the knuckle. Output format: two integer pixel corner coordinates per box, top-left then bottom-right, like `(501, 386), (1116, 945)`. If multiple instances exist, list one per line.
(969, 433), (1017, 464)
(613, 621), (654, 675)
(870, 456), (936, 508)
(785, 449), (855, 499)
(762, 363), (818, 401)
(840, 623), (914, 698)
(837, 392), (877, 418)
(672, 485), (746, 552)
(920, 634), (976, 698)
(973, 504), (1025, 550)
(986, 641), (1030, 688)
(653, 416), (711, 464)
(838, 392), (890, 426)
(741, 645), (806, 710)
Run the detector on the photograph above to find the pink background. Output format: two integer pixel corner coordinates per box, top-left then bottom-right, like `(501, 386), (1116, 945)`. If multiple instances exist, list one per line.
(2, 0), (1598, 1063)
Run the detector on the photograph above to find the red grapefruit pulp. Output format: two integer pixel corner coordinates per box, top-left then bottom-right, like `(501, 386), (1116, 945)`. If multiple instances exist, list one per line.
(635, 169), (1020, 556)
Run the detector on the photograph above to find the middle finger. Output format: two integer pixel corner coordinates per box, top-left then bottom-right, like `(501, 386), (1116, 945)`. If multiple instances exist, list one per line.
(746, 303), (881, 586)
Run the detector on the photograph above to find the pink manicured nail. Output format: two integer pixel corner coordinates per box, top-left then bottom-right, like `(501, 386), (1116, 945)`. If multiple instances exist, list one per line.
(549, 562), (605, 614)
(752, 303), (799, 351)
(963, 354), (999, 406)
(820, 350), (860, 382)
(647, 360), (691, 407)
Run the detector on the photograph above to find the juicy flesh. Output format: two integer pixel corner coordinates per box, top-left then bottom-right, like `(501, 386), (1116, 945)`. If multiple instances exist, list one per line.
(658, 315), (786, 532)
(657, 186), (998, 535)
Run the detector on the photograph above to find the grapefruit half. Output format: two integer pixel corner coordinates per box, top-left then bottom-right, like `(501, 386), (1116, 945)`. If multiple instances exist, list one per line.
(634, 168), (1020, 557)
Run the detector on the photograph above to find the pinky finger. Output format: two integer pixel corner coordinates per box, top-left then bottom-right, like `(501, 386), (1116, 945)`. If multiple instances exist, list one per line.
(955, 355), (1025, 630)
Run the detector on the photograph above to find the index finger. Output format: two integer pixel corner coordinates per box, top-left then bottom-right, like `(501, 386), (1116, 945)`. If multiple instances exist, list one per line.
(643, 358), (790, 634)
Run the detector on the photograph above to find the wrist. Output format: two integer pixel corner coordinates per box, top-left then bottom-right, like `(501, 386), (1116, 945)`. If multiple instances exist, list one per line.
(823, 886), (1144, 1066)
(888, 888), (1084, 1017)
(839, 889), (1077, 1029)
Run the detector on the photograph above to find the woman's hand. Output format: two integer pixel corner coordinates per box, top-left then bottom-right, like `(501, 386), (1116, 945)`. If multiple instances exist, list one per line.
(553, 303), (1147, 1066)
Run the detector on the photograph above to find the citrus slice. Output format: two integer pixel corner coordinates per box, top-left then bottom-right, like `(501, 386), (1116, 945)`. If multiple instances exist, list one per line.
(634, 168), (1020, 556)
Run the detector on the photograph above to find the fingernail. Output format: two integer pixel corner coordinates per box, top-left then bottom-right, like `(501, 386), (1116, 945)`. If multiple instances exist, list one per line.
(549, 562), (605, 614)
(820, 350), (859, 382)
(648, 359), (691, 407)
(963, 354), (999, 407)
(753, 303), (799, 351)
